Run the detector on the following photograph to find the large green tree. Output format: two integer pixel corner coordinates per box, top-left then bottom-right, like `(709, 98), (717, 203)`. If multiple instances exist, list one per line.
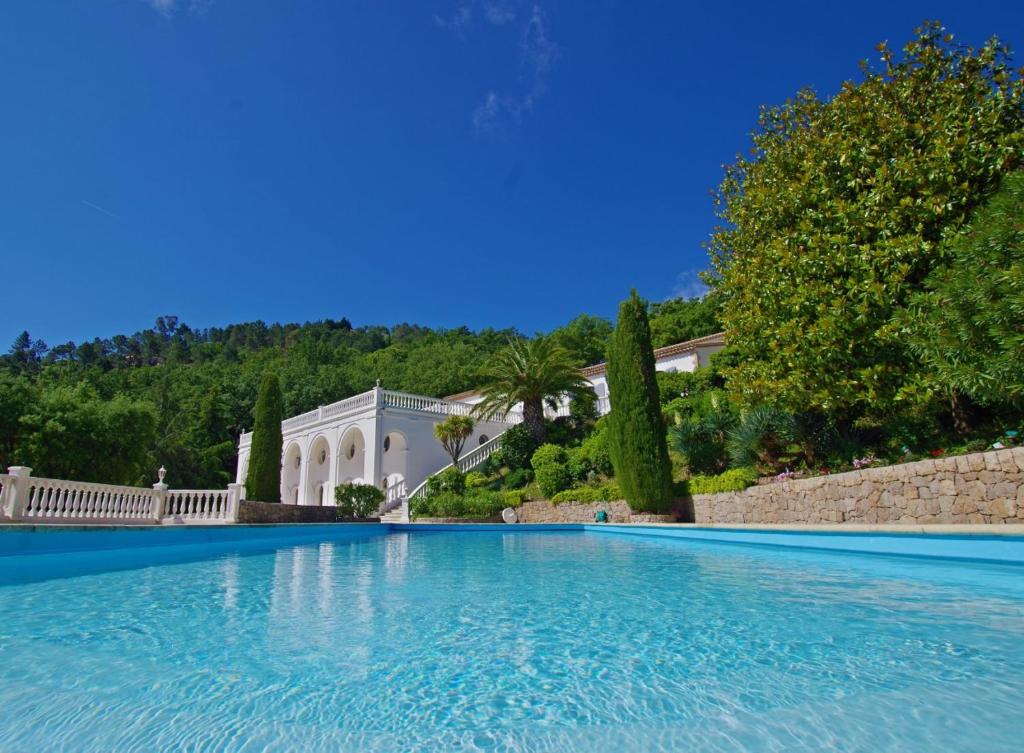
(246, 371), (284, 502)
(473, 336), (591, 443)
(606, 291), (673, 513)
(648, 293), (723, 349)
(900, 171), (1024, 410)
(708, 23), (1024, 422)
(18, 383), (157, 485)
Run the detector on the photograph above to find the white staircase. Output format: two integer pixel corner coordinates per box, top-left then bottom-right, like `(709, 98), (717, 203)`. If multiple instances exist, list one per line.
(383, 431), (510, 523)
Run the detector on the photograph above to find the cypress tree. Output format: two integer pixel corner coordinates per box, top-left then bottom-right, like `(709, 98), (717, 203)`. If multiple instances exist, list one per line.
(246, 371), (283, 503)
(606, 290), (673, 512)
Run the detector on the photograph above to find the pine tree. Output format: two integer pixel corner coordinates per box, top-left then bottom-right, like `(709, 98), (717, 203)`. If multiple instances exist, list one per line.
(246, 371), (283, 502)
(606, 290), (673, 513)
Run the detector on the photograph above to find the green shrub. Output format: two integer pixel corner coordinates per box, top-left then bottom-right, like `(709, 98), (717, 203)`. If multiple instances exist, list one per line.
(535, 462), (572, 498)
(503, 489), (528, 507)
(503, 467), (533, 489)
(566, 447), (592, 483)
(492, 424), (536, 470)
(412, 489), (507, 519)
(685, 467), (759, 495)
(531, 443), (567, 469)
(334, 483), (385, 518)
(465, 471), (488, 489)
(550, 482), (622, 505)
(426, 467), (465, 496)
(576, 421), (613, 477)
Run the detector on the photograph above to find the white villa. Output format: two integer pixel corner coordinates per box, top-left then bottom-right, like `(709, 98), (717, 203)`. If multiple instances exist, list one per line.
(235, 332), (724, 520)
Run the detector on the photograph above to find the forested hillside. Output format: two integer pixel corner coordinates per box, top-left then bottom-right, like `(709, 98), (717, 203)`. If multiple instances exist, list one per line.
(0, 298), (721, 488)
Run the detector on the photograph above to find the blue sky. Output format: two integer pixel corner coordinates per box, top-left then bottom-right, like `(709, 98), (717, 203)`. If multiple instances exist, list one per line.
(1, 1), (1021, 347)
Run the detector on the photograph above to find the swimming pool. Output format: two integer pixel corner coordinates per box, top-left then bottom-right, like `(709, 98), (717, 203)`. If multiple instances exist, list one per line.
(1, 527), (1022, 752)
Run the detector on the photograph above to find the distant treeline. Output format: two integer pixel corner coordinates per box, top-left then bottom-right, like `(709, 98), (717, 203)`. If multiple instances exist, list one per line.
(0, 297), (721, 489)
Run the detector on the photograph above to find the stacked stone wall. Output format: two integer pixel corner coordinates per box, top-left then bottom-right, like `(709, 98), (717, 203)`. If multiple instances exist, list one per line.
(691, 447), (1024, 525)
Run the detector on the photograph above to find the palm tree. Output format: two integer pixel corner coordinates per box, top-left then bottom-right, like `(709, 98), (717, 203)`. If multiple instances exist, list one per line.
(434, 415), (475, 465)
(473, 336), (592, 443)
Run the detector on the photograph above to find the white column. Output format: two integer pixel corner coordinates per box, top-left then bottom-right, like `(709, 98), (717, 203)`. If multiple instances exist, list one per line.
(3, 466), (33, 520)
(226, 483), (243, 522)
(151, 465), (168, 522)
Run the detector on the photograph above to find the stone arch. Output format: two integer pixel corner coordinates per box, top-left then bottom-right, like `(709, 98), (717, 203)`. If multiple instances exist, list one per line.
(337, 425), (366, 486)
(282, 442), (302, 505)
(381, 430), (408, 489)
(305, 434), (332, 506)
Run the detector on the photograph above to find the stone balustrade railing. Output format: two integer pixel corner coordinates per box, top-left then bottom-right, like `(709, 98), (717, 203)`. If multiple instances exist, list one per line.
(163, 489), (236, 523)
(0, 467), (242, 525)
(379, 480), (408, 516)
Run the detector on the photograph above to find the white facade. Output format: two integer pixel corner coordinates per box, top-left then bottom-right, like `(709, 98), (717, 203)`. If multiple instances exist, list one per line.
(236, 332), (725, 512)
(236, 386), (516, 509)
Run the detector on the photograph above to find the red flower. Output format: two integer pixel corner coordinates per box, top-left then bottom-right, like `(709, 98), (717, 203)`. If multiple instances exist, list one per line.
(930, 448), (945, 457)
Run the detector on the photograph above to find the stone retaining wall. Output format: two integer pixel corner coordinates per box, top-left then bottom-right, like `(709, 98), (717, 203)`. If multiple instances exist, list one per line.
(237, 501), (342, 524)
(692, 447), (1024, 525)
(514, 499), (673, 524)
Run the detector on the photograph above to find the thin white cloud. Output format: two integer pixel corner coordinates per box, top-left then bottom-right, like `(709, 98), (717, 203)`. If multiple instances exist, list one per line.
(435, 4), (473, 29)
(671, 269), (710, 300)
(469, 4), (558, 133)
(142, 0), (212, 17)
(483, 1), (517, 25)
(81, 200), (119, 220)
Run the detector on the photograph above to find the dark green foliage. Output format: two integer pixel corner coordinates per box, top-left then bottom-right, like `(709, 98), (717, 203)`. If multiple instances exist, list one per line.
(412, 489), (507, 519)
(334, 483), (385, 518)
(726, 407), (794, 473)
(669, 401), (735, 476)
(426, 467), (466, 496)
(503, 468), (533, 489)
(492, 424), (536, 470)
(901, 171), (1024, 408)
(606, 291), (674, 512)
(647, 293), (723, 349)
(548, 314), (613, 366)
(246, 372), (283, 503)
(18, 383), (157, 485)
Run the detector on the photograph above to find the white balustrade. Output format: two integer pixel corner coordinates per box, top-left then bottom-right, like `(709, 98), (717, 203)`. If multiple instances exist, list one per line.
(164, 489), (232, 522)
(0, 467), (243, 525)
(20, 476), (161, 522)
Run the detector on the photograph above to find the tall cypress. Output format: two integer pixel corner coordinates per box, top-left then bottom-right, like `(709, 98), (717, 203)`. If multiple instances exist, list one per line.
(246, 371), (283, 503)
(606, 290), (673, 512)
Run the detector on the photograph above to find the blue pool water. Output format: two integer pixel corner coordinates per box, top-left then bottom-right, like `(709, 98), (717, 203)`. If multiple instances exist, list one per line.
(1, 529), (1022, 752)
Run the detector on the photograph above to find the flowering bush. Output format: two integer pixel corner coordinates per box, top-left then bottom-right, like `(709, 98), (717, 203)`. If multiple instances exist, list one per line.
(852, 456), (877, 469)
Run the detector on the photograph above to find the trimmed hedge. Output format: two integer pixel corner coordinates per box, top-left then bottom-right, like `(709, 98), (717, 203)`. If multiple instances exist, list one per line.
(412, 490), (507, 519)
(685, 467), (759, 495)
(550, 482), (622, 505)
